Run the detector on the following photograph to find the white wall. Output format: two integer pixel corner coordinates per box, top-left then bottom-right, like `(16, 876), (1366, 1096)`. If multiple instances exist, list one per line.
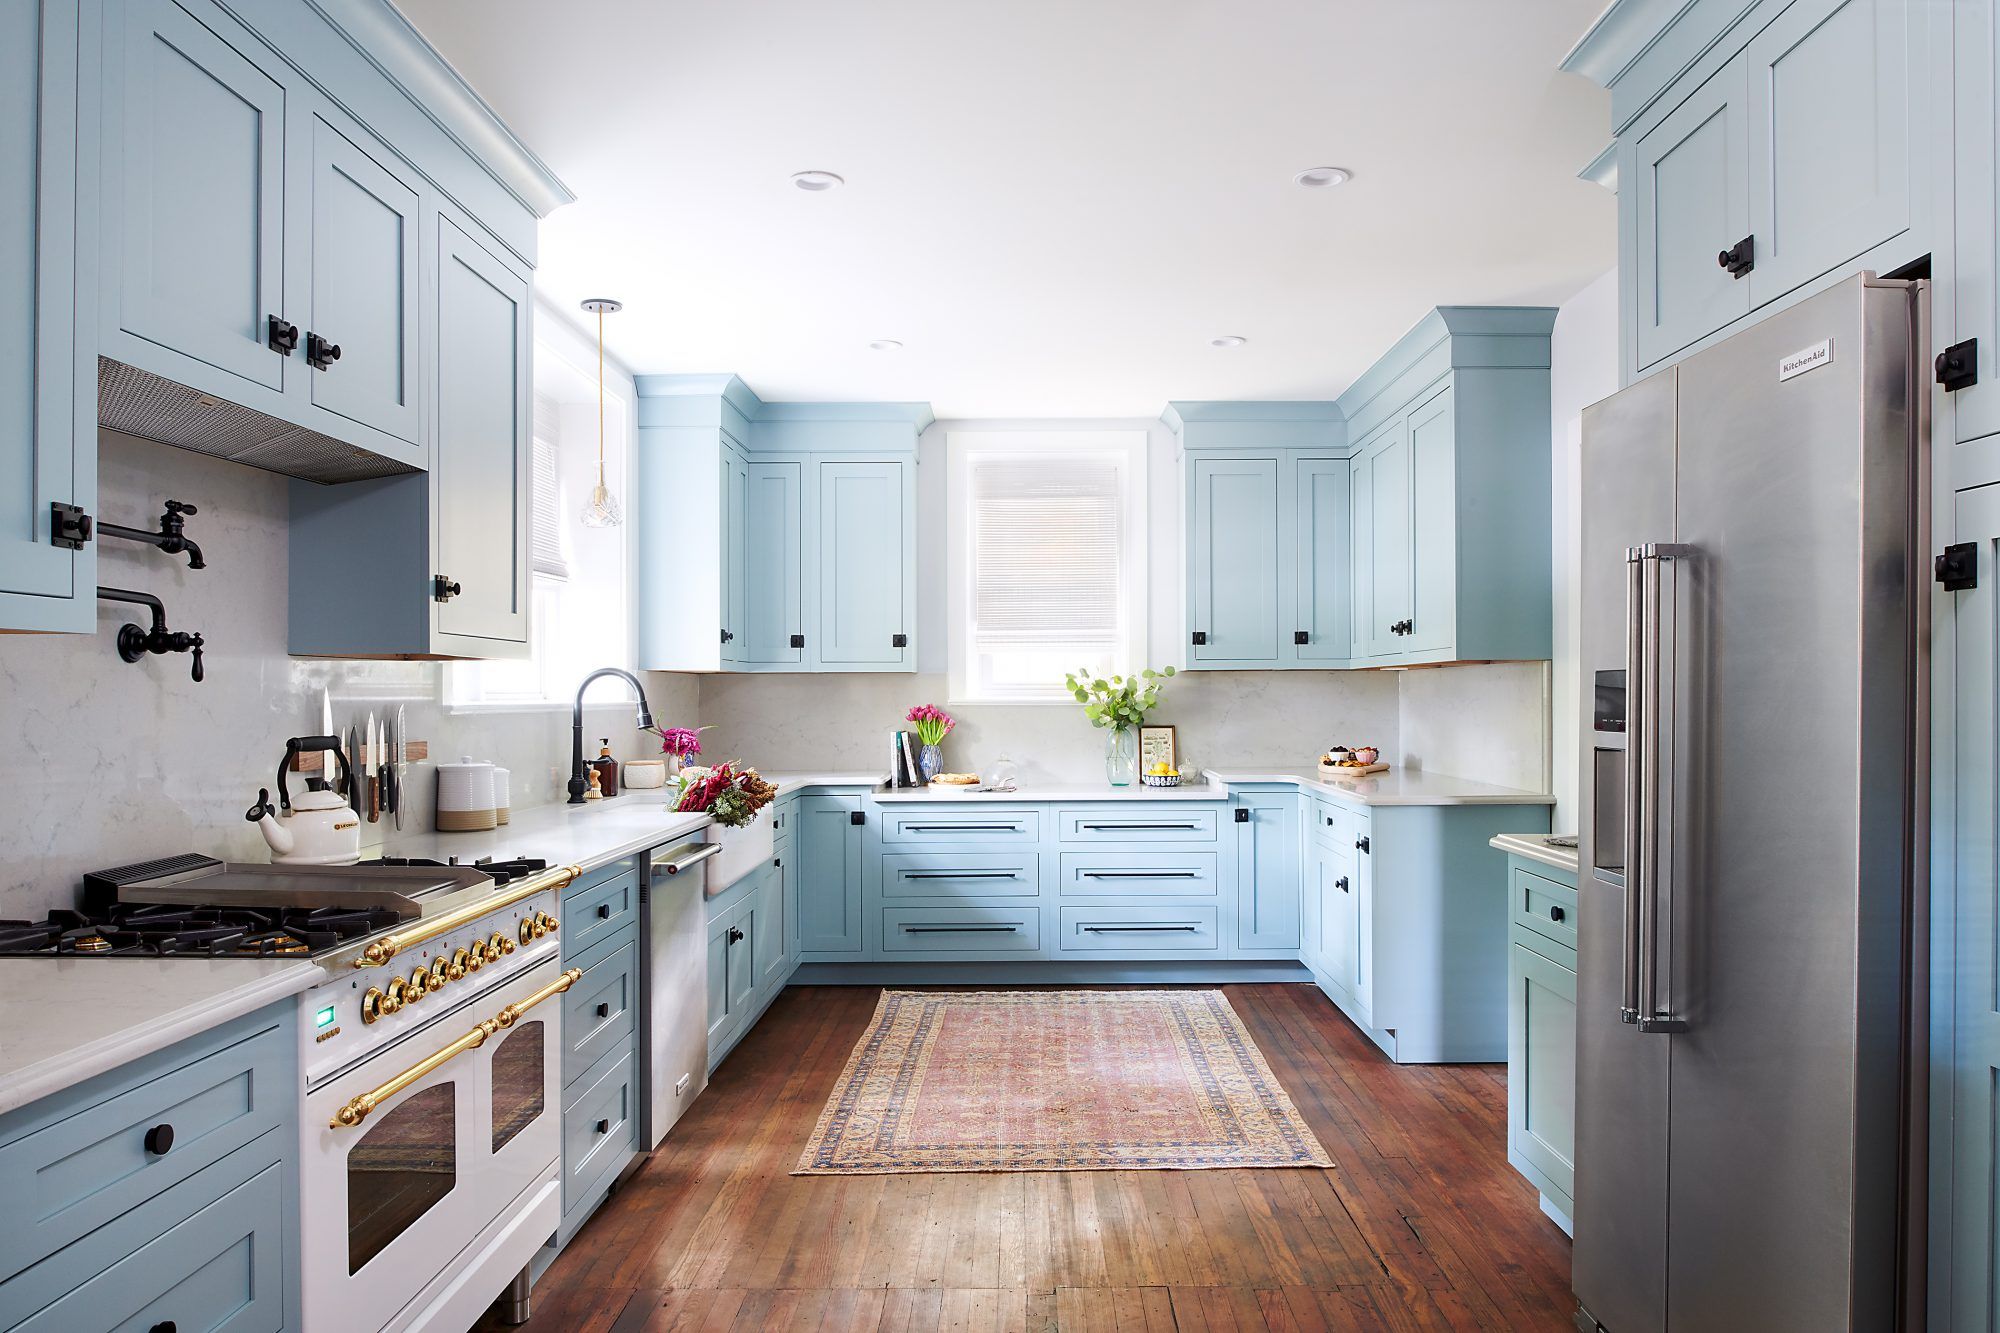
(1549, 268), (1620, 830)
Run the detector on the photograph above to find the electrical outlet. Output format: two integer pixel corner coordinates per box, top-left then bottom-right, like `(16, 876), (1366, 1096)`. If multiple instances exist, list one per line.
(675, 1073), (691, 1098)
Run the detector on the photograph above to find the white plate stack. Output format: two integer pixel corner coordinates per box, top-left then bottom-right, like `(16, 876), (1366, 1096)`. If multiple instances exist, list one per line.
(436, 756), (498, 832)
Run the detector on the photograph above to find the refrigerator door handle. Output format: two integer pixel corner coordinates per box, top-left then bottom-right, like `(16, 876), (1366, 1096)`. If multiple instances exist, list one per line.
(1639, 542), (1695, 1035)
(1621, 546), (1644, 1023)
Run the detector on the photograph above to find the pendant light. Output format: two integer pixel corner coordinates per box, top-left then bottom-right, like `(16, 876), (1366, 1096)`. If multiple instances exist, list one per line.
(579, 297), (624, 528)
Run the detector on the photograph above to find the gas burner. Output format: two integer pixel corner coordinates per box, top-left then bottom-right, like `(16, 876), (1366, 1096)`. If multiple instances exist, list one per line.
(0, 900), (406, 959)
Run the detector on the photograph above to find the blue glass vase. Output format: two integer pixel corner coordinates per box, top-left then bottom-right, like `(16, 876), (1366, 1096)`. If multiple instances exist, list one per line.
(919, 743), (943, 783)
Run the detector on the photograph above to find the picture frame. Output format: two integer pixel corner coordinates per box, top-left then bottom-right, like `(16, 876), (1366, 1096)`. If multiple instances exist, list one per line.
(1138, 724), (1178, 773)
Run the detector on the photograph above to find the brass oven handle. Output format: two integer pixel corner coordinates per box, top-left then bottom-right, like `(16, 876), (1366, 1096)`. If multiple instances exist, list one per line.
(330, 967), (582, 1129)
(352, 864), (581, 968)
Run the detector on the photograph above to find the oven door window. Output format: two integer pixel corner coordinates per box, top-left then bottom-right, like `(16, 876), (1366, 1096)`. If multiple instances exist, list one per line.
(491, 1019), (547, 1152)
(348, 1083), (458, 1273)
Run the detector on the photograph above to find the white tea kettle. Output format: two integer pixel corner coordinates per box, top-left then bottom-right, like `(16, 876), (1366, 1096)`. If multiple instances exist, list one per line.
(246, 735), (362, 865)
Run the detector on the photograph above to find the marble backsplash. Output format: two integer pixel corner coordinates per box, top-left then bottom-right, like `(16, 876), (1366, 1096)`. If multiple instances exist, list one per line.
(0, 434), (689, 919)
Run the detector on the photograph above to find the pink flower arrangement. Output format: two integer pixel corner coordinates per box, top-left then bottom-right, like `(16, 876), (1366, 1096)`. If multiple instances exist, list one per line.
(652, 725), (706, 760)
(906, 704), (954, 747)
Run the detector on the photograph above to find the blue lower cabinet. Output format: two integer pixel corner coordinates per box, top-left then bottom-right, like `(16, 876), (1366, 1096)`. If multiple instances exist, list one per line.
(1232, 793), (1301, 951)
(553, 862), (644, 1245)
(0, 1005), (299, 1331)
(1501, 852), (1579, 1234)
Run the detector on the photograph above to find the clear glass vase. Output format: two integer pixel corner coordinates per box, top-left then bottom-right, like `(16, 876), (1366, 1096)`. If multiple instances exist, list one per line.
(1105, 727), (1138, 786)
(919, 743), (943, 783)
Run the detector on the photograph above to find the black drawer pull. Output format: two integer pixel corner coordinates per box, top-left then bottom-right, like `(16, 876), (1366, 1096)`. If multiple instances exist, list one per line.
(144, 1123), (175, 1156)
(596, 1002), (611, 1018)
(1079, 822), (1200, 832)
(904, 823), (1021, 832)
(1080, 924), (1200, 933)
(595, 1118), (610, 1135)
(1082, 870), (1199, 879)
(903, 870), (1019, 879)
(1550, 905), (1566, 924)
(597, 903), (611, 919)
(901, 924), (1020, 933)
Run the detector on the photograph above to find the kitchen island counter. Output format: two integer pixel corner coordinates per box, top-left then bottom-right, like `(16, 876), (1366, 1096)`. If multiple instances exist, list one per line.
(0, 955), (322, 1116)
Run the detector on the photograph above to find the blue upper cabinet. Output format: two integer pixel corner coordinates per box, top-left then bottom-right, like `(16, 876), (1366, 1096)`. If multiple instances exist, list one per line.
(299, 109), (421, 450)
(1952, 0), (2000, 456)
(104, 0), (289, 397)
(637, 377), (926, 674)
(0, 0), (94, 633)
(1567, 0), (1935, 383)
(1188, 455), (1282, 667)
(1171, 311), (1553, 672)
(816, 458), (913, 669)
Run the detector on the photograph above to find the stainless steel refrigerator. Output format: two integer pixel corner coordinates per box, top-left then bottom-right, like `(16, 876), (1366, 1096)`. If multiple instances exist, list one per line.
(1574, 273), (1927, 1332)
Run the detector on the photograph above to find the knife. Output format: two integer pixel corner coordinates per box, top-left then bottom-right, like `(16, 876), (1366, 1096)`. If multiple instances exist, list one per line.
(393, 704), (406, 831)
(346, 724), (361, 810)
(319, 688), (334, 791)
(366, 714), (380, 822)
(381, 712), (396, 825)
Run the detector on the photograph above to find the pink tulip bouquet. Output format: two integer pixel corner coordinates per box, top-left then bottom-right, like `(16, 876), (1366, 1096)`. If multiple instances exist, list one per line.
(905, 704), (954, 747)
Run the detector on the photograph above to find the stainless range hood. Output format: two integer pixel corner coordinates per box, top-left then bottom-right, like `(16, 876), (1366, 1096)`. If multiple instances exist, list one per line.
(97, 356), (420, 485)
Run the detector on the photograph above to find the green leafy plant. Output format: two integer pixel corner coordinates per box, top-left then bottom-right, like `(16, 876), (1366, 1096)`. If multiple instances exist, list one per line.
(1065, 665), (1176, 732)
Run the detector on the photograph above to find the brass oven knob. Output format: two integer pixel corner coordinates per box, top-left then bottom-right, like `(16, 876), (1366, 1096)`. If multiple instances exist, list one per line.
(498, 931), (516, 956)
(361, 987), (387, 1024)
(429, 957), (450, 989)
(518, 917), (535, 945)
(383, 978), (407, 1012)
(407, 968), (428, 1000)
(487, 932), (508, 959)
(540, 912), (559, 935)
(449, 948), (471, 980)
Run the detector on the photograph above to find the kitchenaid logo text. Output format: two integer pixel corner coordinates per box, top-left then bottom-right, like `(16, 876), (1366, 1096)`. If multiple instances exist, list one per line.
(1778, 339), (1832, 381)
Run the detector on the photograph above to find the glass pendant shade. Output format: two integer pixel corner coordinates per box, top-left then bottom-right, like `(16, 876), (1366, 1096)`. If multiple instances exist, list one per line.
(581, 482), (622, 528)
(579, 297), (623, 528)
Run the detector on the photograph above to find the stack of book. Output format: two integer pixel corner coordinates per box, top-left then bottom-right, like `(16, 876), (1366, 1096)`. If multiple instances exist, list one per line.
(888, 730), (923, 787)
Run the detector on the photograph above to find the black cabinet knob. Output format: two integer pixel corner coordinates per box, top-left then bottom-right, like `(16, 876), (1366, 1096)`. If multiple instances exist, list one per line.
(1233, 807), (1250, 823)
(145, 1123), (175, 1156)
(150, 1323), (177, 1333)
(892, 632), (909, 648)
(1337, 876), (1350, 893)
(1550, 905), (1566, 924)
(773, 857), (782, 868)
(790, 633), (805, 649)
(432, 575), (461, 602)
(597, 903), (611, 919)
(596, 1002), (610, 1018)
(1324, 814), (1333, 826)
(720, 628), (734, 643)
(306, 332), (342, 370)
(267, 316), (299, 355)
(727, 926), (744, 944)
(1355, 836), (1369, 853)
(1293, 630), (1309, 645)
(595, 1118), (610, 1135)
(1191, 630), (1208, 646)
(849, 810), (865, 826)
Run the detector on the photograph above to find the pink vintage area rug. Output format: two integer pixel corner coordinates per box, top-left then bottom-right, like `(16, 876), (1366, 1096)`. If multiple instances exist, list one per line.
(793, 990), (1333, 1174)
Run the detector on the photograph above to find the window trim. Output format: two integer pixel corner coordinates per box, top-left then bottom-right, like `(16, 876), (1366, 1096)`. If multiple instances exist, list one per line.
(944, 429), (1148, 706)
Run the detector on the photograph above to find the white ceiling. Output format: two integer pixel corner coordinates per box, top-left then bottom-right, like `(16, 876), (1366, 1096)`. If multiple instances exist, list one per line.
(399, 0), (1616, 417)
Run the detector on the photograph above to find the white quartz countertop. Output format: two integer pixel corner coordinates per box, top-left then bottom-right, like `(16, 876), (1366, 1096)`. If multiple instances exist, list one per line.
(1201, 767), (1557, 808)
(376, 799), (714, 871)
(1489, 832), (1582, 874)
(0, 957), (323, 1118)
(870, 781), (1230, 803)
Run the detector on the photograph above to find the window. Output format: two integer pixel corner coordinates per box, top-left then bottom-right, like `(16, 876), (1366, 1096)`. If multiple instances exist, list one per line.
(447, 331), (631, 710)
(947, 431), (1147, 703)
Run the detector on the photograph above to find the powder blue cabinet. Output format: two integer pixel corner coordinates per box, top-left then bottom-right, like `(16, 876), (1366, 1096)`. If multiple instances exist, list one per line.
(555, 859), (644, 1245)
(1502, 852), (1579, 1236)
(1351, 417), (1410, 661)
(1952, 0), (2000, 457)
(0, 0), (94, 633)
(1573, 0), (1935, 383)
(1233, 792), (1301, 951)
(816, 459), (914, 669)
(1292, 457), (1353, 663)
(796, 794), (866, 953)
(637, 377), (925, 673)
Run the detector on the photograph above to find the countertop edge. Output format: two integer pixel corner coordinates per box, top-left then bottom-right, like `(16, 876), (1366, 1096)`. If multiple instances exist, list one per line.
(1201, 768), (1559, 808)
(0, 961), (324, 1118)
(1489, 833), (1582, 875)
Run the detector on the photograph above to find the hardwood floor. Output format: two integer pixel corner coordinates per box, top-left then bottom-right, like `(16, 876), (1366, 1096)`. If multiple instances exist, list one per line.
(504, 984), (1574, 1332)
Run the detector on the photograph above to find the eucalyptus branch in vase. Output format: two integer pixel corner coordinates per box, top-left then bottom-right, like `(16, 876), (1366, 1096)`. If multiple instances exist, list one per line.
(1065, 666), (1175, 786)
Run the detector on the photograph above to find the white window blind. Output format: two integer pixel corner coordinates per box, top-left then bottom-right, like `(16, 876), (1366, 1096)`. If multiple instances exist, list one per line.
(530, 393), (568, 581)
(971, 457), (1123, 647)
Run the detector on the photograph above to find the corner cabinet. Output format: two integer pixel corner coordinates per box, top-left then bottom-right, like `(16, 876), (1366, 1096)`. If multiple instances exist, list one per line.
(636, 376), (924, 674)
(1500, 850), (1579, 1235)
(1173, 308), (1554, 673)
(0, 0), (95, 633)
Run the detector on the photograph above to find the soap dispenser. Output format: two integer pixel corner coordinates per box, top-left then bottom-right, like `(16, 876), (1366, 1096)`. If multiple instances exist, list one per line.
(591, 738), (619, 798)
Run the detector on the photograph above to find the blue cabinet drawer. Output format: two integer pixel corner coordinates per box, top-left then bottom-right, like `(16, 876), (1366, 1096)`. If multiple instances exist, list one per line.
(0, 1015), (290, 1284)
(1510, 866), (1578, 952)
(881, 907), (1041, 953)
(564, 862), (640, 957)
(10, 1153), (285, 1333)
(1056, 806), (1219, 843)
(1057, 852), (1219, 897)
(881, 852), (1040, 899)
(563, 1047), (639, 1220)
(1310, 800), (1367, 851)
(1055, 906), (1222, 952)
(563, 933), (639, 1088)
(879, 807), (1041, 845)
(569, 855), (641, 898)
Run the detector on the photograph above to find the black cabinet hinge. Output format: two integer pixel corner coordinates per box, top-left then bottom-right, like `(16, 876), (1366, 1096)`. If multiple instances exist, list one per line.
(1937, 339), (1978, 392)
(790, 633), (805, 649)
(1717, 235), (1754, 278)
(1937, 542), (1977, 592)
(50, 502), (92, 550)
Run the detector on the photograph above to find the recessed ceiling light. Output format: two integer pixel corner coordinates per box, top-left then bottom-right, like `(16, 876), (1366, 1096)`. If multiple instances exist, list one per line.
(791, 170), (845, 192)
(1294, 166), (1352, 189)
(868, 339), (903, 352)
(1210, 335), (1248, 349)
